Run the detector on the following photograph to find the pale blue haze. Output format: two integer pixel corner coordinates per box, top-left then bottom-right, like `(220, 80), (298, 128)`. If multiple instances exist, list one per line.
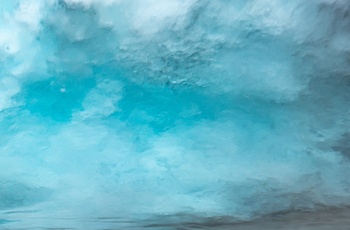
(0, 0), (350, 229)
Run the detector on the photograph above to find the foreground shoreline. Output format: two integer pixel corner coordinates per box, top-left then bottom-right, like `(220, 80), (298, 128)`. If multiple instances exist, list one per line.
(2, 206), (350, 229)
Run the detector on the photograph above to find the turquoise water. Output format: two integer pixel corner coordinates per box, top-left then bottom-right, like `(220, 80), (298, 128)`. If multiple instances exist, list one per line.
(1, 0), (350, 229)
